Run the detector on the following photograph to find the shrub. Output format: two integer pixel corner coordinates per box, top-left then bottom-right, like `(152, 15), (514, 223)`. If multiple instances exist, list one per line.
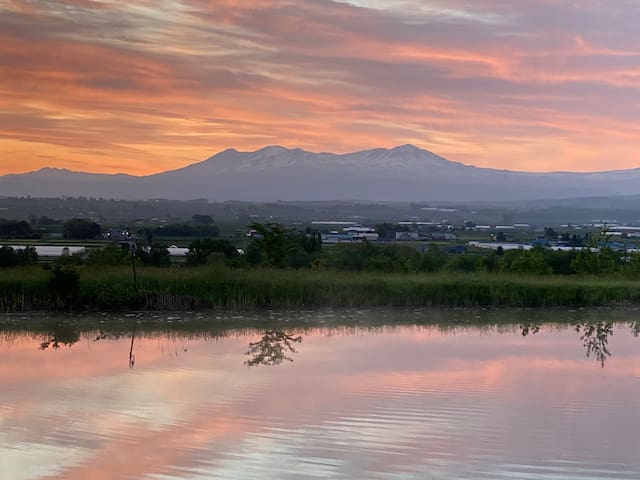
(86, 245), (129, 266)
(138, 244), (171, 267)
(0, 246), (38, 268)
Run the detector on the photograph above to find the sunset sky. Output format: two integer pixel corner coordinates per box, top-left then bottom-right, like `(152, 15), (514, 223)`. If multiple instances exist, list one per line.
(2, 0), (640, 175)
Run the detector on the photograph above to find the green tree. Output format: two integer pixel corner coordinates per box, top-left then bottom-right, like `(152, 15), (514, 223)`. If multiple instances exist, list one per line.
(248, 222), (296, 268)
(500, 248), (552, 275)
(571, 247), (620, 275)
(63, 218), (102, 240)
(374, 223), (395, 240)
(138, 244), (171, 267)
(48, 265), (80, 307)
(15, 246), (38, 266)
(301, 229), (322, 254)
(0, 220), (34, 238)
(418, 244), (447, 272)
(447, 255), (481, 273)
(85, 245), (129, 266)
(0, 246), (38, 267)
(186, 238), (237, 266)
(192, 214), (214, 225)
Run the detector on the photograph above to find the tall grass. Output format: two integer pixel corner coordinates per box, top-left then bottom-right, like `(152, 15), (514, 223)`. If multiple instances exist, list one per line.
(1, 265), (640, 312)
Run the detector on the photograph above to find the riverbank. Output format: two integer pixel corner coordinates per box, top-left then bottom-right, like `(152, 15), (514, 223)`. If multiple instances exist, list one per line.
(1, 265), (640, 312)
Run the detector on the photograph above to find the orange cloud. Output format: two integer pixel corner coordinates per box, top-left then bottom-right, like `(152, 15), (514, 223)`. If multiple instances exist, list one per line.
(1, 0), (640, 175)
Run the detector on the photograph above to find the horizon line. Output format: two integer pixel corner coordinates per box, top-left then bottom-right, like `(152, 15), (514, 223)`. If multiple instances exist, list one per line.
(2, 144), (639, 177)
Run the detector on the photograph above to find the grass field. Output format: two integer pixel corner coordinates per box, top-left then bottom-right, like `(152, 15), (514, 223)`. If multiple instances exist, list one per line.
(1, 265), (640, 312)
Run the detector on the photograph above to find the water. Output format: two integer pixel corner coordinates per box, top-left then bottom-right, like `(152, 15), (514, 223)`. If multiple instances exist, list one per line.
(1, 309), (639, 479)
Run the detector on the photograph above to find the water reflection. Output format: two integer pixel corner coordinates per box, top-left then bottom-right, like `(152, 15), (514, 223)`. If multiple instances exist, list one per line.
(39, 321), (80, 350)
(94, 326), (137, 368)
(575, 322), (613, 367)
(33, 319), (306, 368)
(245, 329), (302, 366)
(2, 310), (640, 480)
(30, 313), (640, 368)
(520, 319), (639, 367)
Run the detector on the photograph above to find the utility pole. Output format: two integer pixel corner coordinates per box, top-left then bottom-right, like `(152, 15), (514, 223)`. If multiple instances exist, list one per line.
(128, 241), (138, 289)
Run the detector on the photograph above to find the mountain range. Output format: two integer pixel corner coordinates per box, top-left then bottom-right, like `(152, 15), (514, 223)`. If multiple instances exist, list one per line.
(2, 145), (640, 202)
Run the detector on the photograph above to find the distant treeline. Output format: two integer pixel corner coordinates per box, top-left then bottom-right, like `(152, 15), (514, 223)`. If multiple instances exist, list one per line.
(0, 220), (40, 239)
(5, 221), (640, 279)
(142, 223), (219, 239)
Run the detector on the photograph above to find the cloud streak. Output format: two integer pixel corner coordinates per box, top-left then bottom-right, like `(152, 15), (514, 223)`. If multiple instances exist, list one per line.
(1, 0), (640, 174)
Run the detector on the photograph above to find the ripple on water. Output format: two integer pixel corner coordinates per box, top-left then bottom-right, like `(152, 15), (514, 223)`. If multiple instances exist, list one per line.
(1, 320), (640, 479)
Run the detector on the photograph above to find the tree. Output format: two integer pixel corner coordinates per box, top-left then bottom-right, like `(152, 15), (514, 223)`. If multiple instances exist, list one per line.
(248, 222), (296, 268)
(0, 220), (33, 238)
(48, 265), (80, 307)
(544, 227), (557, 240)
(15, 246), (38, 266)
(374, 223), (395, 240)
(186, 238), (237, 266)
(63, 218), (102, 240)
(418, 244), (447, 272)
(139, 244), (171, 267)
(500, 248), (552, 275)
(85, 245), (129, 266)
(192, 214), (214, 225)
(0, 246), (38, 267)
(301, 228), (322, 253)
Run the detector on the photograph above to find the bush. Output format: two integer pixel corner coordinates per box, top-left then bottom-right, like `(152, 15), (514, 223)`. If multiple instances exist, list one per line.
(571, 248), (620, 276)
(418, 244), (447, 272)
(0, 246), (38, 268)
(447, 255), (482, 273)
(48, 265), (80, 300)
(138, 244), (171, 267)
(85, 245), (129, 266)
(500, 249), (552, 275)
(187, 238), (237, 266)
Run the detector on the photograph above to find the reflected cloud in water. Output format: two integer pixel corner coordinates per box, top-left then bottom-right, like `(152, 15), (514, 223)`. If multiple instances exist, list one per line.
(2, 310), (640, 479)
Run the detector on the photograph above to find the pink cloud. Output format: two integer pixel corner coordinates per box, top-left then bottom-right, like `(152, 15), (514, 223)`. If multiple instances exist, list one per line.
(1, 0), (640, 174)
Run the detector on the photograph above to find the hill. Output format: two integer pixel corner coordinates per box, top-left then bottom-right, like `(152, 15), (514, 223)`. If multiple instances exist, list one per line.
(2, 145), (640, 202)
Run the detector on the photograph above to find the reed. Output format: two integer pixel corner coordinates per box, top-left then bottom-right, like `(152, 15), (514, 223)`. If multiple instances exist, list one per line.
(1, 265), (639, 312)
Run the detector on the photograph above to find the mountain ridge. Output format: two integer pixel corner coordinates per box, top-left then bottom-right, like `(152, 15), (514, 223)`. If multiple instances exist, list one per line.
(2, 145), (640, 202)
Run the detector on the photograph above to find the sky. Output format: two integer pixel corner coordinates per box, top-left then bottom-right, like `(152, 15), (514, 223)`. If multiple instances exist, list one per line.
(1, 0), (640, 176)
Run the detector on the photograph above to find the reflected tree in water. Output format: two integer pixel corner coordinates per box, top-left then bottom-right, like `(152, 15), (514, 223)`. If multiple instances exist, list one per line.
(574, 322), (613, 368)
(519, 320), (640, 367)
(245, 330), (302, 366)
(519, 322), (541, 337)
(39, 322), (80, 350)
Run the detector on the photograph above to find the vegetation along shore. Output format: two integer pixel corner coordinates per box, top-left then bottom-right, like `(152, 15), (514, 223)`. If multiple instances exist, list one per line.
(2, 221), (640, 312)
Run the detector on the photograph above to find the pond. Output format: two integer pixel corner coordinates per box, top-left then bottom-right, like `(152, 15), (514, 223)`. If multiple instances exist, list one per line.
(1, 308), (639, 479)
